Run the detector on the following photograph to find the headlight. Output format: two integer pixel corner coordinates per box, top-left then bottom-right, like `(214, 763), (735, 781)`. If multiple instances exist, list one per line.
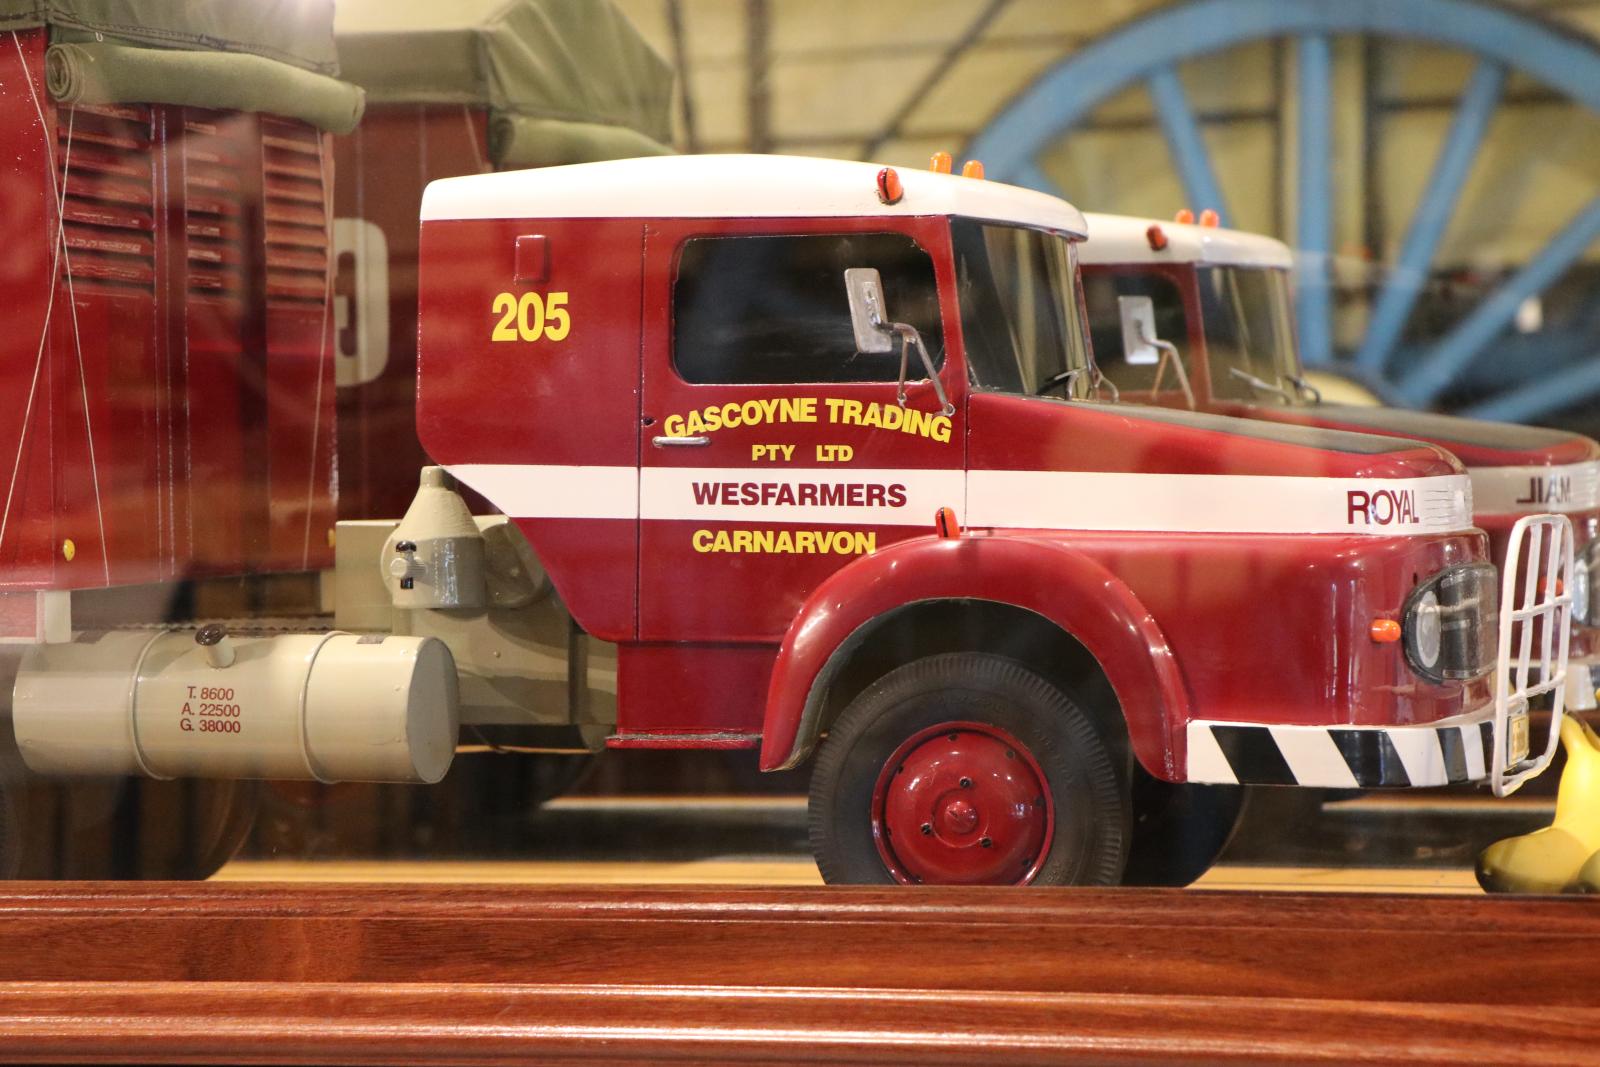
(1403, 563), (1497, 684)
(1575, 540), (1600, 627)
(1574, 552), (1592, 626)
(1411, 590), (1442, 671)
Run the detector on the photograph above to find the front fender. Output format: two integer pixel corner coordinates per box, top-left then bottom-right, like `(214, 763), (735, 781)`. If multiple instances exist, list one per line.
(759, 534), (1190, 778)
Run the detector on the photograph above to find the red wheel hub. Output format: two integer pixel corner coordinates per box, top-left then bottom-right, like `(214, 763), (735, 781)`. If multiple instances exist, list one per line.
(871, 721), (1053, 885)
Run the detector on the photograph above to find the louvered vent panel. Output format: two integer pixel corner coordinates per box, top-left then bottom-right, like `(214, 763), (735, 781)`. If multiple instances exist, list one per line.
(59, 104), (155, 290)
(261, 119), (329, 306)
(182, 113), (247, 298)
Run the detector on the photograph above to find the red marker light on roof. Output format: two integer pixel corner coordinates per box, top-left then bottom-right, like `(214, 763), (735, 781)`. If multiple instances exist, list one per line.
(1199, 208), (1220, 228)
(961, 159), (985, 179)
(1146, 224), (1168, 251)
(929, 151), (953, 174)
(877, 167), (904, 205)
(1174, 208), (1195, 224)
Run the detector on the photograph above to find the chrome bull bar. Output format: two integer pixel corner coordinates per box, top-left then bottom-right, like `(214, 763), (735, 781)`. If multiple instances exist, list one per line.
(1492, 514), (1576, 796)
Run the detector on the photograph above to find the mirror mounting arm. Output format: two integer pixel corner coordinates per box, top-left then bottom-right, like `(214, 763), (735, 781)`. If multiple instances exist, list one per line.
(843, 266), (954, 417)
(1093, 366), (1121, 403)
(1140, 325), (1196, 411)
(890, 323), (956, 417)
(1287, 373), (1323, 404)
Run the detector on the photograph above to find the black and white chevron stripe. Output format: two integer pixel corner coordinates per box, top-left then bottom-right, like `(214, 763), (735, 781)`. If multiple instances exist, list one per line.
(1186, 718), (1495, 788)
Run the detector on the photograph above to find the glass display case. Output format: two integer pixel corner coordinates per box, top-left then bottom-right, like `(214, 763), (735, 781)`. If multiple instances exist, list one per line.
(3, 0), (1600, 1058)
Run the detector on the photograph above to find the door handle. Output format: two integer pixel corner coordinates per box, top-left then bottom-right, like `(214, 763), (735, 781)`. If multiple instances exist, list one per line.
(652, 435), (710, 448)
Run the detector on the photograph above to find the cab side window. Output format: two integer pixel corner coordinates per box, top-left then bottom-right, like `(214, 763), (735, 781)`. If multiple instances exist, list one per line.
(674, 232), (943, 384)
(1081, 271), (1192, 393)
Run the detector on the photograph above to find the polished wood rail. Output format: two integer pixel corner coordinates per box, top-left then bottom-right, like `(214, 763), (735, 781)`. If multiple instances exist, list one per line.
(0, 882), (1596, 1064)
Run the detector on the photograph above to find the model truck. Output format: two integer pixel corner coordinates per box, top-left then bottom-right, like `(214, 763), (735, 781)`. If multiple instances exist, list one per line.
(3, 153), (1573, 887)
(1076, 211), (1600, 723)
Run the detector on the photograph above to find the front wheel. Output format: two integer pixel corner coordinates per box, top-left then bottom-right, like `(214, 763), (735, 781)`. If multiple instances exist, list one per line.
(808, 652), (1129, 886)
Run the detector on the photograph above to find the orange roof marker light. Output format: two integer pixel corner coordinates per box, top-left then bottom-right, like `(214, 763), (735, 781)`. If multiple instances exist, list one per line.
(929, 151), (953, 174)
(876, 167), (903, 205)
(961, 159), (985, 179)
(1174, 208), (1195, 224)
(1198, 208), (1220, 228)
(1146, 223), (1168, 251)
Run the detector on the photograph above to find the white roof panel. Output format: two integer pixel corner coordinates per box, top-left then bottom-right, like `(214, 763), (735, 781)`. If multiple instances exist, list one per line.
(1079, 211), (1294, 269)
(421, 154), (1088, 235)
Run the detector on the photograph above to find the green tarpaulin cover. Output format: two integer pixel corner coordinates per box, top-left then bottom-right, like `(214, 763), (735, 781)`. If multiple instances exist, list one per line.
(336, 0), (674, 166)
(1, 0), (364, 132)
(0, 0), (339, 72)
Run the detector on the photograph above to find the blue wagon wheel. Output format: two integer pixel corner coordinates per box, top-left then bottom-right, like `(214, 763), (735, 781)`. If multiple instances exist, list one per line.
(965, 0), (1600, 422)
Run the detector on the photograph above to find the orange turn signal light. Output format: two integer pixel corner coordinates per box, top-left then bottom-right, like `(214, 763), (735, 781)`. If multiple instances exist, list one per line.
(935, 506), (961, 539)
(1146, 224), (1168, 251)
(929, 151), (953, 174)
(1174, 208), (1195, 224)
(1199, 208), (1220, 227)
(1370, 618), (1402, 643)
(877, 167), (903, 205)
(961, 159), (985, 179)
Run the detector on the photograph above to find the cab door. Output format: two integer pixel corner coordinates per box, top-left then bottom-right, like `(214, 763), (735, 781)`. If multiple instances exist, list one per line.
(638, 217), (966, 642)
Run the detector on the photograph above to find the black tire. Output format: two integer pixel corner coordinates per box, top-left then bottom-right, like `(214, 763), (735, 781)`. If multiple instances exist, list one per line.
(1121, 769), (1245, 886)
(175, 779), (262, 879)
(808, 652), (1129, 886)
(121, 778), (263, 880)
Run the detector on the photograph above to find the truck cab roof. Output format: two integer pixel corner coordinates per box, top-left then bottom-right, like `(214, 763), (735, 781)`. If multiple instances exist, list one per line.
(421, 154), (1088, 236)
(1079, 211), (1292, 269)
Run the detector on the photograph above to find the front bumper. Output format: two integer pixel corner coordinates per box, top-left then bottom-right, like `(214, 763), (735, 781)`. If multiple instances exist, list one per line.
(1185, 711), (1496, 789)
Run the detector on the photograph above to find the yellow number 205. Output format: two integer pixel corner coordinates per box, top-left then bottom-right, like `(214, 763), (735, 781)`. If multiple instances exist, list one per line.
(491, 291), (571, 343)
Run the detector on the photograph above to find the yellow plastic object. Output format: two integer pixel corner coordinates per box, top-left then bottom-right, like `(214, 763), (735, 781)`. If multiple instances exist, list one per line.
(1476, 717), (1600, 893)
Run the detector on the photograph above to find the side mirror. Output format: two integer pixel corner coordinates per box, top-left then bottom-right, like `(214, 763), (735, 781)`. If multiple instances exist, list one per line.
(845, 267), (896, 354)
(1118, 294), (1161, 366)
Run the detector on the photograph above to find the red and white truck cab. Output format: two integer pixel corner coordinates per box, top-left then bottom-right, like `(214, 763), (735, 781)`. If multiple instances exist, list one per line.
(1077, 211), (1600, 718)
(414, 154), (1565, 885)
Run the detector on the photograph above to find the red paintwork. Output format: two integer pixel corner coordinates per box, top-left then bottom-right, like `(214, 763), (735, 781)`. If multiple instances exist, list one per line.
(1080, 259), (1600, 660)
(418, 206), (1495, 781)
(871, 721), (1052, 886)
(615, 642), (774, 736)
(0, 33), (334, 635)
(638, 216), (965, 644)
(333, 104), (491, 521)
(419, 217), (642, 641)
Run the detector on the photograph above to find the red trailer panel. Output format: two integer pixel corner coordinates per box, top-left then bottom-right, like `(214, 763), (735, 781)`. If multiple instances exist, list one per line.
(0, 32), (335, 636)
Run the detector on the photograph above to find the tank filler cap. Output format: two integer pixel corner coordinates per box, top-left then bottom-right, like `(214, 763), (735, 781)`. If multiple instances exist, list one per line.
(194, 624), (236, 669)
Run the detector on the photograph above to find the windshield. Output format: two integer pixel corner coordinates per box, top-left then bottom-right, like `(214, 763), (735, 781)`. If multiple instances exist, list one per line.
(1198, 265), (1301, 403)
(953, 219), (1093, 398)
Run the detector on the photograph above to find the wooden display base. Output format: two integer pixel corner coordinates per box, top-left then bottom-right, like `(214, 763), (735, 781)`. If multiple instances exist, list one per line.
(0, 882), (1596, 1064)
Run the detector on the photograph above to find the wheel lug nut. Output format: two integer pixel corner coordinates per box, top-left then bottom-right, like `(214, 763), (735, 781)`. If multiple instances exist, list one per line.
(979, 837), (993, 848)
(959, 776), (972, 789)
(920, 822), (933, 836)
